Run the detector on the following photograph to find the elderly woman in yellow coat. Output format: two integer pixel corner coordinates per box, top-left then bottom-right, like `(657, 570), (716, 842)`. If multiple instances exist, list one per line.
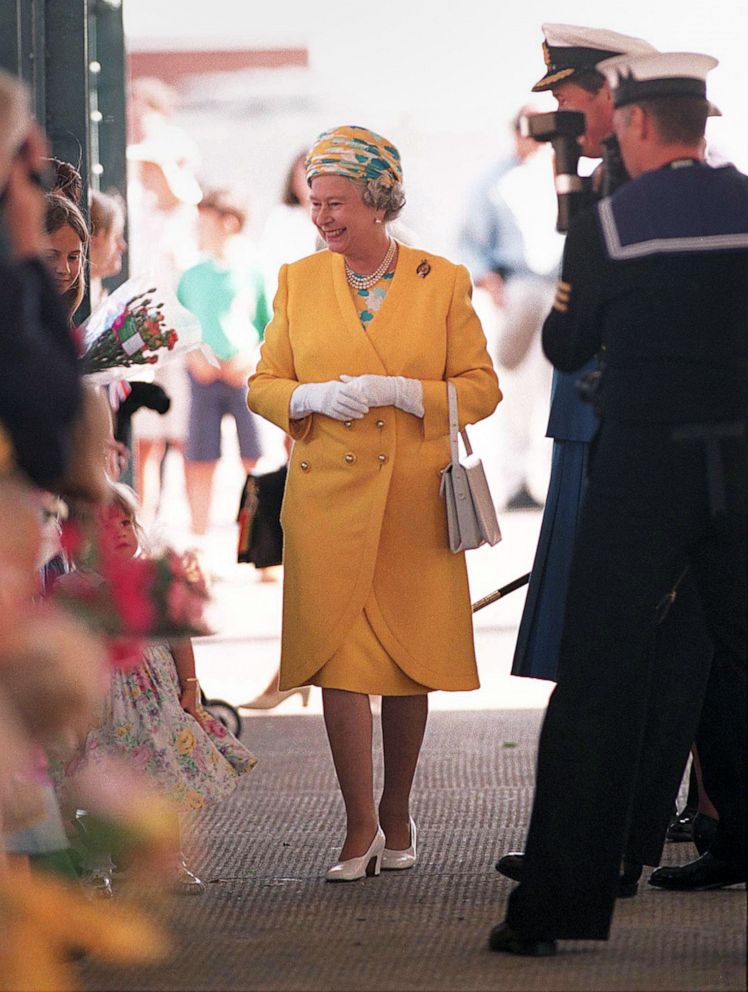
(248, 125), (501, 882)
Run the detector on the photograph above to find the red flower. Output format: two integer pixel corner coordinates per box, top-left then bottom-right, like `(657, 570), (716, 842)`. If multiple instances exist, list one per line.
(103, 556), (157, 635)
(108, 637), (146, 671)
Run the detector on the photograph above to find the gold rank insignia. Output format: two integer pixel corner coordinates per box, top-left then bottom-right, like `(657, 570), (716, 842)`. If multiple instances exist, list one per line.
(542, 42), (552, 68)
(553, 279), (571, 313)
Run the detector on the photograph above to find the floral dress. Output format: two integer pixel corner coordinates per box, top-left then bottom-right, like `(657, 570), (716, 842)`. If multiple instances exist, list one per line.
(351, 270), (395, 329)
(58, 643), (256, 813)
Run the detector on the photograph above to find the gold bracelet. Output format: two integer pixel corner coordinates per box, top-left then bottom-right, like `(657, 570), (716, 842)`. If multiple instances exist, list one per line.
(184, 677), (199, 684)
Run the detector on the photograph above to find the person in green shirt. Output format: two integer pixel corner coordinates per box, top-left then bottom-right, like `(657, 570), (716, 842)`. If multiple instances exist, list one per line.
(178, 189), (270, 535)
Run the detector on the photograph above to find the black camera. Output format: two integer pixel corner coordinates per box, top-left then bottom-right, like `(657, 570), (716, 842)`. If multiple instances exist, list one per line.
(519, 110), (586, 232)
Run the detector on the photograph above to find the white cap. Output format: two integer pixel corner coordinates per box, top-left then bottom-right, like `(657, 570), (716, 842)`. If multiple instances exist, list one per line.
(598, 51), (720, 115)
(127, 124), (203, 205)
(533, 24), (657, 91)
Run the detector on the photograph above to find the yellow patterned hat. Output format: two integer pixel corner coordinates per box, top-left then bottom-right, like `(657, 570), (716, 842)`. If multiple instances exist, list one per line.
(305, 125), (403, 188)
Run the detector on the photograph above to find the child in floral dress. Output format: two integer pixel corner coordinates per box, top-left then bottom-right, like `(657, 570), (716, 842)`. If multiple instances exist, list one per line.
(55, 483), (256, 896)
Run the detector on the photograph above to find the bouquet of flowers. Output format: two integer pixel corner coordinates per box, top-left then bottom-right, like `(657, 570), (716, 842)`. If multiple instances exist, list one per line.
(78, 275), (214, 386)
(53, 531), (212, 652)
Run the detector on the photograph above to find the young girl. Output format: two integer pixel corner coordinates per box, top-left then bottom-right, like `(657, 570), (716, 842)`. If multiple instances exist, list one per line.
(43, 191), (88, 322)
(89, 189), (127, 310)
(56, 482), (256, 897)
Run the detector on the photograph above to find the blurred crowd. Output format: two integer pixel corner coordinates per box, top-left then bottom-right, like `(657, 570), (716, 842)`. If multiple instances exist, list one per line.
(0, 70), (263, 988)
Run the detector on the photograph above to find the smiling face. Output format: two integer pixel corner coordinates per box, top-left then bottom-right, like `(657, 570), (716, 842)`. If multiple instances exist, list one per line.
(309, 175), (383, 257)
(99, 503), (139, 561)
(552, 80), (614, 158)
(44, 224), (84, 295)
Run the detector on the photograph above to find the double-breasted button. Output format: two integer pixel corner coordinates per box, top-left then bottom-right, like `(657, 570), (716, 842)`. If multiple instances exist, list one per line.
(300, 461), (310, 472)
(375, 419), (385, 429)
(344, 420), (353, 429)
(377, 453), (388, 464)
(344, 452), (357, 465)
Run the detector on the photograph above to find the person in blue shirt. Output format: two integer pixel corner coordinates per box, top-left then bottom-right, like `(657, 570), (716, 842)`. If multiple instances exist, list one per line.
(178, 189), (270, 535)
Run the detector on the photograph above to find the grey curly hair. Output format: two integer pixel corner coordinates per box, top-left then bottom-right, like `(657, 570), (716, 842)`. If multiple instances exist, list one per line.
(361, 178), (406, 223)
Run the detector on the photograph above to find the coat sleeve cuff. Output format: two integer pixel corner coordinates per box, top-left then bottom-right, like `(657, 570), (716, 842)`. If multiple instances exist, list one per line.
(421, 380), (449, 441)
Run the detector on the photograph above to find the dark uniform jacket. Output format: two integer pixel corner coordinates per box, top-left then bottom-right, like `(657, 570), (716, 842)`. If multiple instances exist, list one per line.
(542, 161), (748, 425)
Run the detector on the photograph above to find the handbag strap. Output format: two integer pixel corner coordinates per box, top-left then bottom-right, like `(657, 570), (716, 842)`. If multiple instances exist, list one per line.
(447, 381), (474, 460)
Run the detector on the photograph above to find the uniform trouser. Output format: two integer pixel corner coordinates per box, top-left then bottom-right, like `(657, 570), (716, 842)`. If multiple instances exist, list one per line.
(505, 421), (747, 941)
(623, 571), (713, 866)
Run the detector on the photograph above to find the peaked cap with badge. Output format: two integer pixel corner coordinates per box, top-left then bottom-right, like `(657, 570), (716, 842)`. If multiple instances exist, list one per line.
(532, 23), (657, 92)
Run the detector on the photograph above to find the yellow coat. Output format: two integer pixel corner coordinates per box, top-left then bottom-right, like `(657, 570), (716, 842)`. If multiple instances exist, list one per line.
(247, 243), (501, 691)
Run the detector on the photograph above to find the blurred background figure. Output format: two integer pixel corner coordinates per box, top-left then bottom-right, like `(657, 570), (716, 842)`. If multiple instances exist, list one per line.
(126, 77), (202, 525)
(259, 149), (318, 302)
(88, 188), (127, 310)
(178, 188), (269, 537)
(458, 106), (562, 510)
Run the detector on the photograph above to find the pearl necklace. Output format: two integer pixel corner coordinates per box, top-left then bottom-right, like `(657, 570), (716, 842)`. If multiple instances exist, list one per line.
(345, 238), (397, 290)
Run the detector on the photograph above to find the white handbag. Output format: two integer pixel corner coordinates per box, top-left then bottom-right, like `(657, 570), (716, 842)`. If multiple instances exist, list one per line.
(439, 381), (502, 553)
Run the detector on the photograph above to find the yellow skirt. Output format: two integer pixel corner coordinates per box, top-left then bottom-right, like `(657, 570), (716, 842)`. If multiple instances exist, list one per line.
(308, 603), (430, 696)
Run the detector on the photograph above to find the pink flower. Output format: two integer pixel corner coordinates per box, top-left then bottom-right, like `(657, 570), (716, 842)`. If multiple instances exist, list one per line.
(166, 579), (203, 626)
(111, 312), (126, 332)
(60, 521), (84, 559)
(129, 745), (152, 771)
(108, 637), (146, 671)
(206, 719), (228, 739)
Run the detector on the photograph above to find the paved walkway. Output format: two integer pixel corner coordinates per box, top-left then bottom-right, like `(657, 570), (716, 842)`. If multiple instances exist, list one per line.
(80, 440), (745, 990)
(81, 708), (746, 992)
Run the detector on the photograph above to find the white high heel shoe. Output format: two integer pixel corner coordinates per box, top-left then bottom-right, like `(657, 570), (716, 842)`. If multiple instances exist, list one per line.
(325, 827), (385, 882)
(240, 685), (311, 710)
(382, 817), (417, 871)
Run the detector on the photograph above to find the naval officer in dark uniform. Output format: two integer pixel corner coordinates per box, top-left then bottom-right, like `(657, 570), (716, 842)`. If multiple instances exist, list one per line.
(490, 51), (747, 956)
(501, 24), (718, 892)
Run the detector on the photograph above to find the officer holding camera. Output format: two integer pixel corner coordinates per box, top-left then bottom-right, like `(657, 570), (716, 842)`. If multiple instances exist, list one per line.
(512, 25), (657, 688)
(491, 51), (747, 957)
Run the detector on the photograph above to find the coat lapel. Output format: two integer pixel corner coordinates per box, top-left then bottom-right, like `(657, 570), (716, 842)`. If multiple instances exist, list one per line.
(364, 244), (425, 372)
(331, 251), (387, 374)
(329, 243), (430, 375)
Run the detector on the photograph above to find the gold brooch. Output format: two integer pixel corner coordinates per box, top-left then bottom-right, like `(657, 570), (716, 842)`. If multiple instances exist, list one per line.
(416, 259), (431, 279)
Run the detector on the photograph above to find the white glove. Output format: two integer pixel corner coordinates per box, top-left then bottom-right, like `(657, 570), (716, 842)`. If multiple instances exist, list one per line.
(339, 374), (424, 417)
(290, 380), (370, 421)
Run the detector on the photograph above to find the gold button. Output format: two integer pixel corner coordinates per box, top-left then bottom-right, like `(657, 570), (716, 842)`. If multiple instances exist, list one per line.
(344, 420), (353, 429)
(344, 452), (356, 464)
(377, 453), (388, 464)
(300, 461), (310, 472)
(375, 419), (385, 429)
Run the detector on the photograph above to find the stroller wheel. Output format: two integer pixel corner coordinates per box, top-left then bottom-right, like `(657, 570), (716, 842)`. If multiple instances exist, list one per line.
(201, 697), (242, 737)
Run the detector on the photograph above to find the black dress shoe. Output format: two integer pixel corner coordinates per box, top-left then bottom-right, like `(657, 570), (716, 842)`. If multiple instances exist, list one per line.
(649, 852), (746, 891)
(495, 851), (642, 898)
(495, 851), (523, 881)
(488, 922), (557, 957)
(692, 813), (719, 856)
